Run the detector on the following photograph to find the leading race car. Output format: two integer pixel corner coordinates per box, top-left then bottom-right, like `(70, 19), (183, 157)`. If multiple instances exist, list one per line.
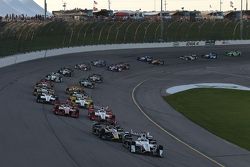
(58, 67), (73, 77)
(92, 122), (124, 142)
(88, 74), (103, 83)
(149, 59), (164, 65)
(179, 54), (198, 61)
(66, 85), (85, 94)
(53, 102), (79, 118)
(225, 50), (241, 57)
(44, 72), (63, 83)
(201, 52), (218, 59)
(79, 79), (95, 89)
(122, 131), (164, 157)
(88, 105), (116, 124)
(36, 93), (58, 104)
(91, 60), (107, 67)
(74, 63), (91, 71)
(137, 56), (153, 62)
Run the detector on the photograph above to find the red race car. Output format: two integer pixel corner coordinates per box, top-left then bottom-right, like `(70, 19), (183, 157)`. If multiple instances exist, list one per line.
(88, 105), (116, 124)
(53, 101), (79, 118)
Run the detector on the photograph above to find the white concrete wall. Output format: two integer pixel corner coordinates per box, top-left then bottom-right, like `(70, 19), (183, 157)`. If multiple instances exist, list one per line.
(1, 40), (250, 68)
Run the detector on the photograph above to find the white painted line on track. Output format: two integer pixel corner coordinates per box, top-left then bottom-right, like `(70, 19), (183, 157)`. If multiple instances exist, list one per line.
(131, 80), (225, 167)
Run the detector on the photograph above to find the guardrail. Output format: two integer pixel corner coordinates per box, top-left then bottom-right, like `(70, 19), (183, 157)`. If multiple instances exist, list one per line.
(1, 40), (250, 68)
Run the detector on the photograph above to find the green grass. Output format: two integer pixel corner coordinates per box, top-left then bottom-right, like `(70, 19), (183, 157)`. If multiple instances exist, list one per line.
(165, 88), (250, 151)
(1, 20), (250, 57)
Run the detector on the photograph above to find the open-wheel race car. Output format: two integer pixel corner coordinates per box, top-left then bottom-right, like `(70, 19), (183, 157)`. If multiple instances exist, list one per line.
(79, 78), (95, 89)
(201, 52), (218, 59)
(137, 56), (153, 62)
(70, 95), (93, 109)
(225, 50), (241, 57)
(149, 59), (164, 65)
(179, 54), (198, 61)
(35, 80), (54, 89)
(107, 62), (130, 72)
(88, 105), (116, 124)
(92, 122), (124, 142)
(44, 72), (63, 83)
(58, 67), (74, 77)
(66, 85), (85, 94)
(88, 74), (103, 83)
(122, 131), (164, 157)
(33, 86), (55, 96)
(36, 93), (58, 104)
(74, 63), (91, 71)
(91, 60), (107, 67)
(53, 101), (79, 118)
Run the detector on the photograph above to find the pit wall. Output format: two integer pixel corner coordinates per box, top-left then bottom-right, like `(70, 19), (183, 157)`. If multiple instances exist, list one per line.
(1, 40), (250, 68)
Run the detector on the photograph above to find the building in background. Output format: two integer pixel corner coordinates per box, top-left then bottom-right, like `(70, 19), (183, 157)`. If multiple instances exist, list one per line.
(52, 9), (93, 21)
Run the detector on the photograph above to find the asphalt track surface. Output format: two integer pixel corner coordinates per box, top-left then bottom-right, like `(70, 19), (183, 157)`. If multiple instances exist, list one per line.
(0, 45), (250, 167)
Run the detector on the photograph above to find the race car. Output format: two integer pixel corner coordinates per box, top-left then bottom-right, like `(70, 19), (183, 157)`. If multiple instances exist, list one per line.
(35, 80), (54, 89)
(33, 86), (55, 96)
(58, 67), (73, 77)
(53, 102), (79, 118)
(79, 79), (95, 89)
(107, 63), (130, 72)
(66, 85), (85, 94)
(72, 97), (93, 109)
(44, 72), (62, 83)
(137, 56), (153, 62)
(36, 93), (58, 104)
(201, 52), (218, 59)
(92, 122), (124, 142)
(91, 60), (107, 67)
(69, 92), (90, 101)
(88, 74), (103, 83)
(88, 105), (116, 124)
(122, 131), (164, 157)
(117, 62), (130, 70)
(180, 54), (198, 61)
(149, 59), (164, 65)
(74, 63), (91, 71)
(225, 50), (241, 57)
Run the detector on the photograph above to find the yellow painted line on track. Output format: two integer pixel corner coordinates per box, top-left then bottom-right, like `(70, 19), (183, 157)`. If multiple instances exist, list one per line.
(131, 80), (225, 167)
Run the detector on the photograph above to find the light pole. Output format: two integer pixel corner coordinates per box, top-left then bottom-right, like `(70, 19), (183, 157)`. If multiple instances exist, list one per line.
(220, 0), (222, 11)
(160, 0), (164, 41)
(240, 0), (243, 39)
(44, 0), (47, 20)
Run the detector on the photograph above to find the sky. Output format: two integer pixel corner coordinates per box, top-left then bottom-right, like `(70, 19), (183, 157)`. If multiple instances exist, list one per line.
(34, 0), (245, 12)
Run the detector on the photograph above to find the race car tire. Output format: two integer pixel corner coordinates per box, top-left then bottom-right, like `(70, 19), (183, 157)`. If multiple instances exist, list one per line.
(130, 141), (136, 153)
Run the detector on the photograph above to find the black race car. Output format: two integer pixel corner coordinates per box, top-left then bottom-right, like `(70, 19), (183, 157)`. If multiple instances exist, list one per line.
(88, 74), (103, 83)
(107, 63), (130, 72)
(137, 56), (153, 62)
(79, 79), (95, 89)
(74, 63), (91, 71)
(92, 122), (124, 142)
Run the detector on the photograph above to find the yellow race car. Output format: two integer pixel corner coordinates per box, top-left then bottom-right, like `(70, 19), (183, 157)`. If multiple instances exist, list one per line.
(66, 85), (85, 94)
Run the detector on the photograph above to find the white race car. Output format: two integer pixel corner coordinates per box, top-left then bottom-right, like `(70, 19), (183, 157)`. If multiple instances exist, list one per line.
(36, 93), (58, 104)
(122, 131), (164, 157)
(45, 72), (62, 83)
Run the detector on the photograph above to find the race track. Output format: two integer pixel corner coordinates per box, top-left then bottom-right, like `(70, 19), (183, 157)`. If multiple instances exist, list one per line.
(0, 45), (250, 167)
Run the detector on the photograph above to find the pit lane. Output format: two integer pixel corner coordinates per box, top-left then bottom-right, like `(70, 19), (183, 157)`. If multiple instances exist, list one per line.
(0, 45), (250, 167)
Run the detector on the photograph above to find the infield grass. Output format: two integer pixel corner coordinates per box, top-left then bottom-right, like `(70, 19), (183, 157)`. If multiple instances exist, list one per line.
(165, 88), (250, 151)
